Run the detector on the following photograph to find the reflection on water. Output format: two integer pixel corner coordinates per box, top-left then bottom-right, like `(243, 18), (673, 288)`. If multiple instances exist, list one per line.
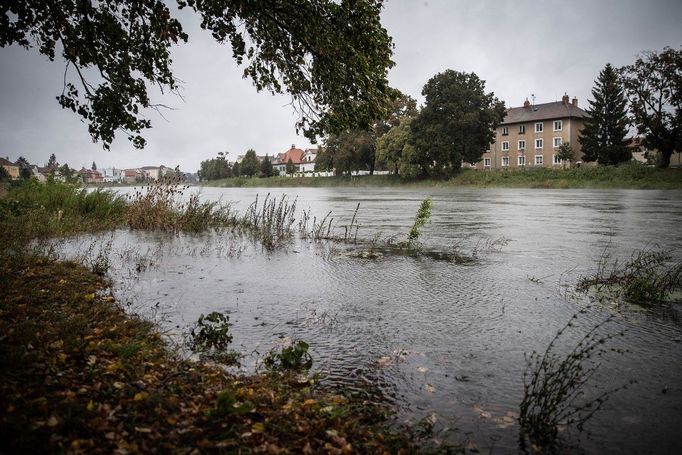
(71, 187), (682, 453)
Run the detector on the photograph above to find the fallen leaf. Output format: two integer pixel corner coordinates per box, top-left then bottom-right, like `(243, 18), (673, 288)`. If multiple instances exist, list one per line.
(251, 422), (264, 433)
(47, 416), (59, 427)
(417, 366), (428, 373)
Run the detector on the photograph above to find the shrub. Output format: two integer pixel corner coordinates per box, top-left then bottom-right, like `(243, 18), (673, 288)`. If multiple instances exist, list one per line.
(188, 312), (233, 353)
(263, 340), (313, 371)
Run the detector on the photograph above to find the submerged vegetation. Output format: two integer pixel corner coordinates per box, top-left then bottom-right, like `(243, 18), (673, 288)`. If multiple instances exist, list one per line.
(577, 246), (682, 304)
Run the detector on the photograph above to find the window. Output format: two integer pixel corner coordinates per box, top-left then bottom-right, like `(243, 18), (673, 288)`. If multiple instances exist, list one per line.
(553, 137), (562, 148)
(484, 158), (491, 167)
(535, 138), (543, 149)
(535, 122), (544, 133)
(502, 157), (509, 167)
(518, 155), (526, 166)
(502, 126), (509, 136)
(518, 140), (526, 150)
(502, 141), (510, 151)
(553, 154), (561, 165)
(519, 125), (526, 134)
(553, 120), (562, 131)
(535, 155), (544, 166)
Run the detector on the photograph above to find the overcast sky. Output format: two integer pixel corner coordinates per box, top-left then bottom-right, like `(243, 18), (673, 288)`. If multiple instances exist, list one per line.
(1, 0), (680, 172)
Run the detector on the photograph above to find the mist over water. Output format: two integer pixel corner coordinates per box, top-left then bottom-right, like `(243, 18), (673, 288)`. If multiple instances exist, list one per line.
(72, 187), (682, 453)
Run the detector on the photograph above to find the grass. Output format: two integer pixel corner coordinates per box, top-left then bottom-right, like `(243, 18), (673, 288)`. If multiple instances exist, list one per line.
(203, 164), (682, 189)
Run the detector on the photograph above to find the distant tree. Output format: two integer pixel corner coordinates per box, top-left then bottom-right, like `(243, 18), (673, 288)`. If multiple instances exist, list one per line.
(232, 161), (241, 178)
(47, 153), (57, 168)
(285, 157), (296, 176)
(1, 1), (394, 150)
(317, 130), (375, 176)
(0, 165), (9, 181)
(60, 163), (74, 179)
(374, 91), (419, 137)
(557, 142), (576, 169)
(579, 63), (631, 165)
(91, 161), (97, 171)
(15, 156), (31, 179)
(619, 47), (682, 168)
(409, 70), (505, 176)
(240, 149), (260, 177)
(376, 118), (412, 174)
(198, 152), (231, 181)
(260, 155), (274, 178)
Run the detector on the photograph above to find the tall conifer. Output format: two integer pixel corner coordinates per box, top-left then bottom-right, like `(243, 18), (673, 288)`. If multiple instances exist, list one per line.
(579, 64), (631, 165)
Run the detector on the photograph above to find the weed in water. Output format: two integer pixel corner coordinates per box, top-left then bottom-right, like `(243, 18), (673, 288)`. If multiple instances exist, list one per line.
(408, 197), (433, 242)
(188, 312), (233, 354)
(577, 245), (682, 304)
(263, 340), (313, 372)
(519, 311), (629, 451)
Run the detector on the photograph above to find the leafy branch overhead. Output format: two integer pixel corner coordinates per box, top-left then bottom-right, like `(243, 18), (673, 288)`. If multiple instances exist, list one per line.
(1, 0), (395, 149)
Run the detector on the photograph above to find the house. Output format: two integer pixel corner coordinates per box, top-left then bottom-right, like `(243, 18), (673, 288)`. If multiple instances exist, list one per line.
(474, 94), (590, 170)
(0, 157), (20, 180)
(101, 167), (122, 183)
(628, 136), (681, 167)
(31, 165), (48, 182)
(122, 169), (145, 184)
(78, 168), (104, 183)
(299, 148), (318, 173)
(272, 145), (306, 175)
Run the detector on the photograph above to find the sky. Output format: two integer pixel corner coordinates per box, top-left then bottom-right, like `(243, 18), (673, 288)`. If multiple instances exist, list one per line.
(0, 0), (681, 173)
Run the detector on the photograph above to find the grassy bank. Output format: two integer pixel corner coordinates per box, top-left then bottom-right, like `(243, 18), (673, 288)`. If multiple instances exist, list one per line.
(204, 165), (682, 189)
(0, 181), (412, 453)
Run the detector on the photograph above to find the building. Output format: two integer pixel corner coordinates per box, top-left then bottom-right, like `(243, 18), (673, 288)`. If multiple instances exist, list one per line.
(299, 148), (318, 173)
(101, 167), (122, 183)
(78, 168), (104, 183)
(474, 94), (590, 170)
(0, 157), (20, 180)
(272, 145), (306, 175)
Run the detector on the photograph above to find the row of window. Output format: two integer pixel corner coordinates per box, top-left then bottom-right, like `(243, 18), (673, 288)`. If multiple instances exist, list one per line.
(483, 154), (563, 167)
(501, 120), (562, 136)
(500, 137), (562, 151)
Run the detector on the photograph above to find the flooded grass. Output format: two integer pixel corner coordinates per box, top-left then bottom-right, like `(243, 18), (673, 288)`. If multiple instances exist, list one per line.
(577, 246), (682, 305)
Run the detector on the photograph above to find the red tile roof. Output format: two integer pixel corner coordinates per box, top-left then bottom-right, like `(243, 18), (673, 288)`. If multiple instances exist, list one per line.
(273, 146), (306, 165)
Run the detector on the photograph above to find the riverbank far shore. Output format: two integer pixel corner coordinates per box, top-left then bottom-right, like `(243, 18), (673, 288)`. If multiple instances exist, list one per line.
(0, 257), (411, 453)
(200, 166), (682, 189)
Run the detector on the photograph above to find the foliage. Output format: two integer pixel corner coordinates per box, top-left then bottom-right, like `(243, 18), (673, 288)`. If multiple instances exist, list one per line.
(579, 63), (631, 165)
(285, 157), (296, 176)
(408, 198), (433, 242)
(264, 340), (313, 372)
(1, 0), (394, 149)
(373, 91), (418, 138)
(619, 47), (682, 168)
(47, 153), (57, 168)
(91, 161), (97, 171)
(198, 152), (232, 181)
(316, 129), (375, 175)
(0, 165), (9, 181)
(576, 246), (682, 304)
(242, 194), (298, 250)
(556, 142), (576, 168)
(376, 118), (412, 174)
(519, 313), (627, 451)
(409, 70), (505, 176)
(188, 312), (233, 354)
(260, 155), (274, 178)
(240, 149), (260, 177)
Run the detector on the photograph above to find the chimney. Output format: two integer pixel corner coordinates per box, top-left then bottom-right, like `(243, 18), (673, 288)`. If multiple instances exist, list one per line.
(562, 93), (570, 105)
(291, 144), (296, 149)
(523, 98), (530, 108)
(572, 97), (578, 107)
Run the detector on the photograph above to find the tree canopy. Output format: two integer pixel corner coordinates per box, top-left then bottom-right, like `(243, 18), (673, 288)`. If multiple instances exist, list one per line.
(240, 149), (260, 177)
(619, 47), (682, 168)
(579, 63), (631, 165)
(408, 70), (505, 176)
(1, 0), (395, 150)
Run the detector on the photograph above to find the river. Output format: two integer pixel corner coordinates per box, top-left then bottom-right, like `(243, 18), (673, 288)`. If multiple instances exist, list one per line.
(71, 186), (682, 453)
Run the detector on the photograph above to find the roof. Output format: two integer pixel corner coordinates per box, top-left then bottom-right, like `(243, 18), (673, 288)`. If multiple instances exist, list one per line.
(273, 147), (306, 165)
(0, 157), (17, 166)
(501, 101), (590, 125)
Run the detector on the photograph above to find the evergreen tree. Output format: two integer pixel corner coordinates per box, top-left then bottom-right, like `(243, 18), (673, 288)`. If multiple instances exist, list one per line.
(240, 149), (260, 177)
(579, 63), (631, 165)
(232, 161), (241, 177)
(260, 155), (274, 177)
(47, 153), (58, 168)
(286, 157), (296, 176)
(91, 161), (97, 171)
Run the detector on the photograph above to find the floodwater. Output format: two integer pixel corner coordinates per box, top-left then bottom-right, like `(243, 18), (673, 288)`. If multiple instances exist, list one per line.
(70, 187), (682, 453)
